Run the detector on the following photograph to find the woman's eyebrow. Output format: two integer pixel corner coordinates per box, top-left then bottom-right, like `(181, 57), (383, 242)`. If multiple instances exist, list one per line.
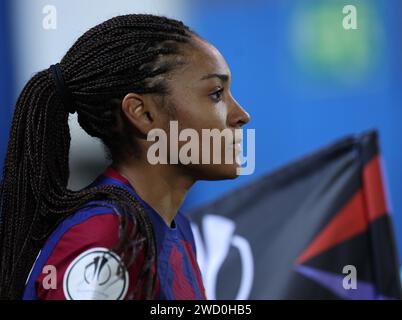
(199, 73), (229, 83)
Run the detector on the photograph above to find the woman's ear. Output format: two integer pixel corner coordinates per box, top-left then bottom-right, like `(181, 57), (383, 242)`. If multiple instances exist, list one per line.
(121, 92), (155, 137)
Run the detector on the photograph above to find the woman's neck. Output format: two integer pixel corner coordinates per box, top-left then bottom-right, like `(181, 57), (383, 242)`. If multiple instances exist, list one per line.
(114, 160), (195, 228)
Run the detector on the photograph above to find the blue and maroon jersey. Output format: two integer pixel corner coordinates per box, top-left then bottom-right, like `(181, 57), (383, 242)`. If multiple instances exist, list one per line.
(23, 167), (207, 300)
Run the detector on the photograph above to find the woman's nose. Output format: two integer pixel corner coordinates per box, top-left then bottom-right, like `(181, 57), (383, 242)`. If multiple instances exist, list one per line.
(229, 97), (250, 128)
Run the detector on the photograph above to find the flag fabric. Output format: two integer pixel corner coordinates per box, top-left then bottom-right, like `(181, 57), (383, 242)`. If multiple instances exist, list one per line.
(189, 130), (402, 299)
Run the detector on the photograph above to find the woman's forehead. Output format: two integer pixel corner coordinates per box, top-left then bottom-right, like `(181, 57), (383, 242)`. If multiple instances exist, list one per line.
(180, 37), (231, 81)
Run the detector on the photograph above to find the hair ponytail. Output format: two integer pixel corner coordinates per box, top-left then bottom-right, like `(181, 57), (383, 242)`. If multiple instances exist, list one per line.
(0, 13), (193, 299)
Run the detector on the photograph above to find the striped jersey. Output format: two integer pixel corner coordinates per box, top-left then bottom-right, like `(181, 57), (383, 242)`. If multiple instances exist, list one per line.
(23, 166), (206, 300)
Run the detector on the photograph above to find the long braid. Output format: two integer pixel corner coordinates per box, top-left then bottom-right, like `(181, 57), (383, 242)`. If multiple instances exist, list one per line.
(0, 14), (194, 299)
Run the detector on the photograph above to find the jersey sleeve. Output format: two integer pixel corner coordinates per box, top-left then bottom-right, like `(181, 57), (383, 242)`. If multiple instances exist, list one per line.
(32, 211), (153, 300)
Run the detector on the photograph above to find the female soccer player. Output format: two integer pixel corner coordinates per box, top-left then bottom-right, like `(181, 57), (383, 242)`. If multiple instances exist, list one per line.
(0, 14), (250, 300)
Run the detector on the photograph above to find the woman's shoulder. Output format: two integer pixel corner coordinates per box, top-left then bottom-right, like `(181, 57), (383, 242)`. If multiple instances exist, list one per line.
(56, 201), (121, 232)
(23, 202), (135, 300)
(38, 201), (123, 268)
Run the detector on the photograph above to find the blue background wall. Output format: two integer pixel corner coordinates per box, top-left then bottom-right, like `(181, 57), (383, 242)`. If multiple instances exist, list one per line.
(0, 0), (13, 170)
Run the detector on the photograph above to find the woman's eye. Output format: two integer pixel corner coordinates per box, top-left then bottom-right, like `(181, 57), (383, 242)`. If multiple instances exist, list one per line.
(209, 88), (224, 102)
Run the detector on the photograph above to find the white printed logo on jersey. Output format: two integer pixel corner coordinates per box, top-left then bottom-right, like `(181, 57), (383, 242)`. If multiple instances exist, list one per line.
(63, 247), (128, 300)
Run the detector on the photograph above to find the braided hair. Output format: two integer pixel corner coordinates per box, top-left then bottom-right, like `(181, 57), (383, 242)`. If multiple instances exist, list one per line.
(0, 14), (195, 299)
